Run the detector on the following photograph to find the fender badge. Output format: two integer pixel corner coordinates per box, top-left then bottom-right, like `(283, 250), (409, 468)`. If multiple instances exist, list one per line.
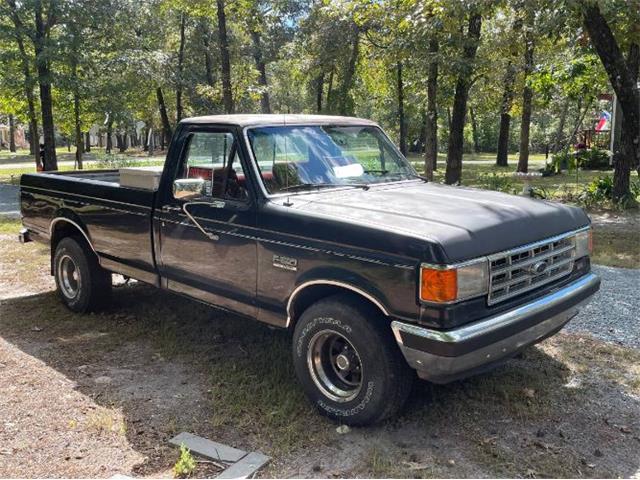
(273, 254), (297, 271)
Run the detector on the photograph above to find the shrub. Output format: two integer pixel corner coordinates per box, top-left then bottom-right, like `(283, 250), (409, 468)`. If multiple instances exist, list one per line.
(529, 185), (552, 199)
(551, 151), (574, 172)
(173, 444), (196, 478)
(550, 148), (611, 173)
(476, 172), (515, 194)
(578, 149), (611, 170)
(577, 175), (639, 209)
(579, 175), (613, 208)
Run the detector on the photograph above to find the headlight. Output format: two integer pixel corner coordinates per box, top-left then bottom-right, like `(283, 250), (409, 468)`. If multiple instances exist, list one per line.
(420, 259), (488, 303)
(574, 228), (592, 258)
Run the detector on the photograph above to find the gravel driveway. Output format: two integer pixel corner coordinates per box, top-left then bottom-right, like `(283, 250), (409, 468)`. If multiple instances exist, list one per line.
(567, 264), (640, 348)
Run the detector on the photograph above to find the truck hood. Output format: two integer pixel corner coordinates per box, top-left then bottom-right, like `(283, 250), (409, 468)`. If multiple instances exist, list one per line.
(289, 181), (590, 263)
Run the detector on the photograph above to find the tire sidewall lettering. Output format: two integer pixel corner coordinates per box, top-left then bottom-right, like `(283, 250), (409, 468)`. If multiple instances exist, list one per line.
(317, 380), (375, 417)
(295, 316), (352, 358)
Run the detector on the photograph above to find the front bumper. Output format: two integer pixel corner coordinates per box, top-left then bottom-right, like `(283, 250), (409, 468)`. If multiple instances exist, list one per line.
(391, 272), (600, 383)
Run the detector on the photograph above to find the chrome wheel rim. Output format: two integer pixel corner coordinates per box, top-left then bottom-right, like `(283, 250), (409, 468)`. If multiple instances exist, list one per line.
(58, 255), (80, 299)
(307, 330), (363, 403)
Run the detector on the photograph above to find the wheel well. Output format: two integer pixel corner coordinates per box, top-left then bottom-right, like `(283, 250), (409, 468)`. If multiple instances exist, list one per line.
(50, 219), (94, 274)
(287, 283), (389, 328)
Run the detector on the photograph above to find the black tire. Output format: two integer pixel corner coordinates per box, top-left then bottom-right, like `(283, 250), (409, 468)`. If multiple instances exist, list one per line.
(292, 293), (414, 426)
(53, 236), (112, 313)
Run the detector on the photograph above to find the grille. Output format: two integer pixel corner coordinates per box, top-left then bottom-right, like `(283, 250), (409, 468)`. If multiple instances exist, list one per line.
(487, 232), (576, 305)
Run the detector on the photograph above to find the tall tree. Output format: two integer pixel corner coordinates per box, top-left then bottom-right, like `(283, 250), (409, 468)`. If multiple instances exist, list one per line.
(157, 87), (173, 141)
(517, 19), (535, 173)
(176, 12), (186, 122)
(581, 2), (640, 201)
(5, 0), (39, 158)
(217, 0), (234, 113)
(396, 61), (407, 155)
(445, 12), (482, 185)
(495, 61), (516, 167)
(8, 114), (16, 152)
(424, 38), (439, 180)
(496, 14), (522, 167)
(33, 0), (57, 170)
(338, 22), (359, 115)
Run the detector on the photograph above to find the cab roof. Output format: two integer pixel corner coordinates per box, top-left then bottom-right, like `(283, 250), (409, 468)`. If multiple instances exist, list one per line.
(179, 114), (379, 128)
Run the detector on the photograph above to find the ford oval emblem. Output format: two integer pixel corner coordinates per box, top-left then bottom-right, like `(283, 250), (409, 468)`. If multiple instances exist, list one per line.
(528, 261), (548, 275)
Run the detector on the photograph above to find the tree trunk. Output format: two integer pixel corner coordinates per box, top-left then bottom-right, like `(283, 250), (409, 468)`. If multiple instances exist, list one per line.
(496, 62), (516, 166)
(626, 42), (639, 175)
(250, 28), (271, 113)
(326, 68), (335, 113)
(495, 16), (522, 166)
(148, 129), (155, 156)
(418, 108), (427, 146)
(217, 0), (234, 113)
(34, 0), (57, 170)
(316, 73), (324, 113)
(7, 0), (39, 160)
(73, 95), (83, 168)
(339, 23), (360, 116)
(424, 38), (439, 180)
(106, 117), (113, 154)
(200, 20), (215, 88)
(156, 87), (173, 142)
(552, 99), (569, 153)
(85, 131), (91, 152)
(71, 44), (83, 169)
(176, 12), (186, 122)
(469, 106), (479, 153)
(445, 13), (482, 185)
(8, 115), (16, 152)
(517, 28), (535, 173)
(397, 62), (407, 156)
(582, 3), (640, 201)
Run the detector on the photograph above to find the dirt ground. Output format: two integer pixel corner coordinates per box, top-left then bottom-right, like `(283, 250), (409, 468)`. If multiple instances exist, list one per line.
(1, 226), (639, 478)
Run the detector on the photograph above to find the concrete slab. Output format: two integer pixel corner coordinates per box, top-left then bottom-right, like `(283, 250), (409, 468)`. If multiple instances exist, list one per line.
(169, 432), (247, 463)
(216, 451), (270, 479)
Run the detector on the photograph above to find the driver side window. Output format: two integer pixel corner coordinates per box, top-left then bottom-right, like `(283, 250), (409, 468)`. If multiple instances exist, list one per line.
(177, 131), (247, 201)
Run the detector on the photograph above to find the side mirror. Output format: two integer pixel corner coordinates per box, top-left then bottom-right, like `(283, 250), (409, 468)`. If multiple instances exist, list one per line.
(173, 178), (205, 200)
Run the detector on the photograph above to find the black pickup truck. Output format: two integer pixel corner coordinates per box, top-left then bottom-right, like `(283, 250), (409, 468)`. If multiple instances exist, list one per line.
(19, 114), (600, 425)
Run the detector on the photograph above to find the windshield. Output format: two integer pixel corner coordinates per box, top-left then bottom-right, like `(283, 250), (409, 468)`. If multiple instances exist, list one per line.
(247, 125), (417, 194)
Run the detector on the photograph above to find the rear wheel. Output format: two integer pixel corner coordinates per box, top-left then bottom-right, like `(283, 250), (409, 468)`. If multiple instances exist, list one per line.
(54, 236), (111, 312)
(292, 293), (414, 425)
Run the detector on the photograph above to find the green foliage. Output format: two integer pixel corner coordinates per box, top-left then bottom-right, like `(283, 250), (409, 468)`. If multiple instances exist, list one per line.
(578, 175), (639, 209)
(476, 172), (515, 194)
(95, 155), (164, 169)
(529, 185), (552, 199)
(173, 444), (196, 478)
(577, 149), (611, 170)
(551, 149), (611, 174)
(578, 175), (613, 208)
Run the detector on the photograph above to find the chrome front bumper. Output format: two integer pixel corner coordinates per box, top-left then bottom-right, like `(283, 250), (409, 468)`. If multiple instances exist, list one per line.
(391, 273), (600, 383)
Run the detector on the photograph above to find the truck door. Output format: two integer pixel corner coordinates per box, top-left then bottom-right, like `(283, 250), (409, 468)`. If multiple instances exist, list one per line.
(155, 127), (257, 317)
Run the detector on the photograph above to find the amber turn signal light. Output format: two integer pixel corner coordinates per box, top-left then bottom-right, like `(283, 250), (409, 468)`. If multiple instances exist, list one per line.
(420, 268), (457, 303)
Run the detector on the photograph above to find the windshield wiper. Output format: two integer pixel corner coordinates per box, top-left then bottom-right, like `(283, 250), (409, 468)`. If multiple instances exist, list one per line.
(279, 182), (369, 192)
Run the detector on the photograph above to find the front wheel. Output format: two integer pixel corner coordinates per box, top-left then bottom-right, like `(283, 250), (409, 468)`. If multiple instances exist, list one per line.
(292, 293), (414, 426)
(54, 236), (112, 313)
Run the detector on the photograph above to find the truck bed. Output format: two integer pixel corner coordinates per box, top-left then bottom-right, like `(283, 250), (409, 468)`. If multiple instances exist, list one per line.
(20, 169), (159, 285)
